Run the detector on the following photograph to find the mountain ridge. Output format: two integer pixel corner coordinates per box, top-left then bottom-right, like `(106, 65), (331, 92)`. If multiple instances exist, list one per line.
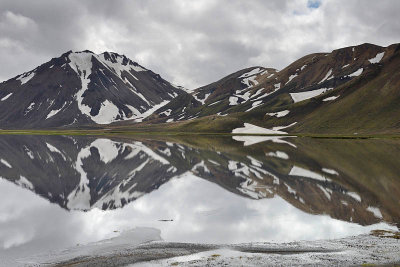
(0, 42), (399, 134)
(0, 50), (184, 128)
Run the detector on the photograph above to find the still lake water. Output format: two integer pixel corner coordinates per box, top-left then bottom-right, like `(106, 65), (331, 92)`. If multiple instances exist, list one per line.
(0, 134), (399, 263)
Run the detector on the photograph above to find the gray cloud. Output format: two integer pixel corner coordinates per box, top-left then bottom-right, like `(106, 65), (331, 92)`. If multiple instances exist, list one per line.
(0, 0), (399, 88)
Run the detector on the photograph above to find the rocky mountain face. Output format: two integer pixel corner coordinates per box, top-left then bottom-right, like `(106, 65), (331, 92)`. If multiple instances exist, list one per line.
(0, 51), (184, 128)
(1, 135), (399, 227)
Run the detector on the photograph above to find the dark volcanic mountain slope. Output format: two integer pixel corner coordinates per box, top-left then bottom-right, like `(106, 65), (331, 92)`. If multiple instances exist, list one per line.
(0, 51), (184, 128)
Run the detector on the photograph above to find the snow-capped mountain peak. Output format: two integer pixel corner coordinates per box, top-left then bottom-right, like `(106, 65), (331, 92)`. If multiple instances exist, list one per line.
(0, 50), (185, 128)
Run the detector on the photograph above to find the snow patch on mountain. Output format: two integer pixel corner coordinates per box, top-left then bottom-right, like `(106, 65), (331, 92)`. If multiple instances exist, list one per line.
(245, 100), (263, 112)
(289, 166), (329, 182)
(1, 93), (12, 101)
(191, 160), (210, 174)
(368, 52), (385, 64)
(208, 100), (221, 106)
(347, 191), (362, 202)
(46, 142), (66, 160)
(134, 100), (170, 122)
(159, 109), (172, 117)
(24, 102), (35, 115)
(15, 175), (34, 190)
(318, 69), (332, 84)
(124, 141), (170, 165)
(250, 88), (265, 99)
(272, 122), (297, 131)
(91, 138), (120, 164)
(235, 91), (251, 102)
(0, 158), (12, 168)
(232, 135), (296, 147)
(69, 52), (98, 123)
(317, 184), (332, 200)
(323, 95), (340, 102)
(193, 93), (210, 105)
(97, 53), (146, 84)
(67, 51), (174, 125)
(248, 84), (281, 102)
(16, 71), (35, 85)
(229, 96), (239, 105)
(266, 110), (290, 118)
(239, 68), (264, 78)
(93, 100), (121, 124)
(241, 75), (259, 88)
(239, 68), (264, 88)
(266, 151), (289, 160)
(94, 183), (142, 209)
(46, 103), (67, 119)
(285, 73), (298, 85)
(322, 168), (339, 175)
(348, 68), (363, 77)
(290, 88), (333, 103)
(232, 123), (288, 135)
(367, 206), (383, 219)
(125, 105), (142, 118)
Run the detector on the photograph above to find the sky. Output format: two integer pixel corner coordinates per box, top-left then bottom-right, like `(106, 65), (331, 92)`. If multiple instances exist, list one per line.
(0, 0), (399, 89)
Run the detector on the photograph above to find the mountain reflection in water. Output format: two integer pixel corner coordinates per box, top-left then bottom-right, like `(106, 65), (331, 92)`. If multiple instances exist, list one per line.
(0, 134), (399, 260)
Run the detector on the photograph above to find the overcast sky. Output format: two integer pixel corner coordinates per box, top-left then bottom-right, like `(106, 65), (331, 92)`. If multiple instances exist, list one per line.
(1, 0), (399, 89)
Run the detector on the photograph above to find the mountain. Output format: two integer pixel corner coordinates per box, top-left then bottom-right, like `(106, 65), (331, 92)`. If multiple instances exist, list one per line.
(0, 50), (184, 128)
(149, 67), (277, 122)
(1, 43), (399, 134)
(133, 43), (400, 135)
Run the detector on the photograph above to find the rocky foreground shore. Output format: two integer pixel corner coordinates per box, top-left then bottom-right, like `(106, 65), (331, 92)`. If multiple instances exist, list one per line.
(18, 229), (400, 267)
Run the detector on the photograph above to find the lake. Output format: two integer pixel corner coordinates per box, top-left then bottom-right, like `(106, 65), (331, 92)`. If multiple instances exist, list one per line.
(0, 134), (399, 264)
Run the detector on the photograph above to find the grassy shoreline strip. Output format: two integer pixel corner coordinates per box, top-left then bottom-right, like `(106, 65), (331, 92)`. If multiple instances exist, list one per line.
(0, 129), (399, 139)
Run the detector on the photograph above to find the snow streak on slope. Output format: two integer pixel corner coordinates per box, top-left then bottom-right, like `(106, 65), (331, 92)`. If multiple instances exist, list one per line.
(69, 52), (107, 124)
(0, 158), (12, 168)
(15, 175), (34, 190)
(267, 151), (289, 159)
(290, 88), (332, 103)
(232, 123), (288, 135)
(348, 68), (363, 77)
(68, 51), (174, 124)
(267, 110), (290, 118)
(285, 73), (298, 85)
(193, 93), (210, 105)
(239, 68), (264, 88)
(369, 52), (385, 64)
(0, 93), (12, 101)
(16, 71), (35, 85)
(318, 69), (332, 84)
(46, 103), (68, 119)
(134, 100), (170, 122)
(289, 166), (329, 182)
(97, 53), (146, 82)
(323, 95), (340, 102)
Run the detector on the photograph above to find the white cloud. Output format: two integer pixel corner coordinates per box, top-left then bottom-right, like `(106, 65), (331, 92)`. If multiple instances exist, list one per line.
(0, 0), (399, 88)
